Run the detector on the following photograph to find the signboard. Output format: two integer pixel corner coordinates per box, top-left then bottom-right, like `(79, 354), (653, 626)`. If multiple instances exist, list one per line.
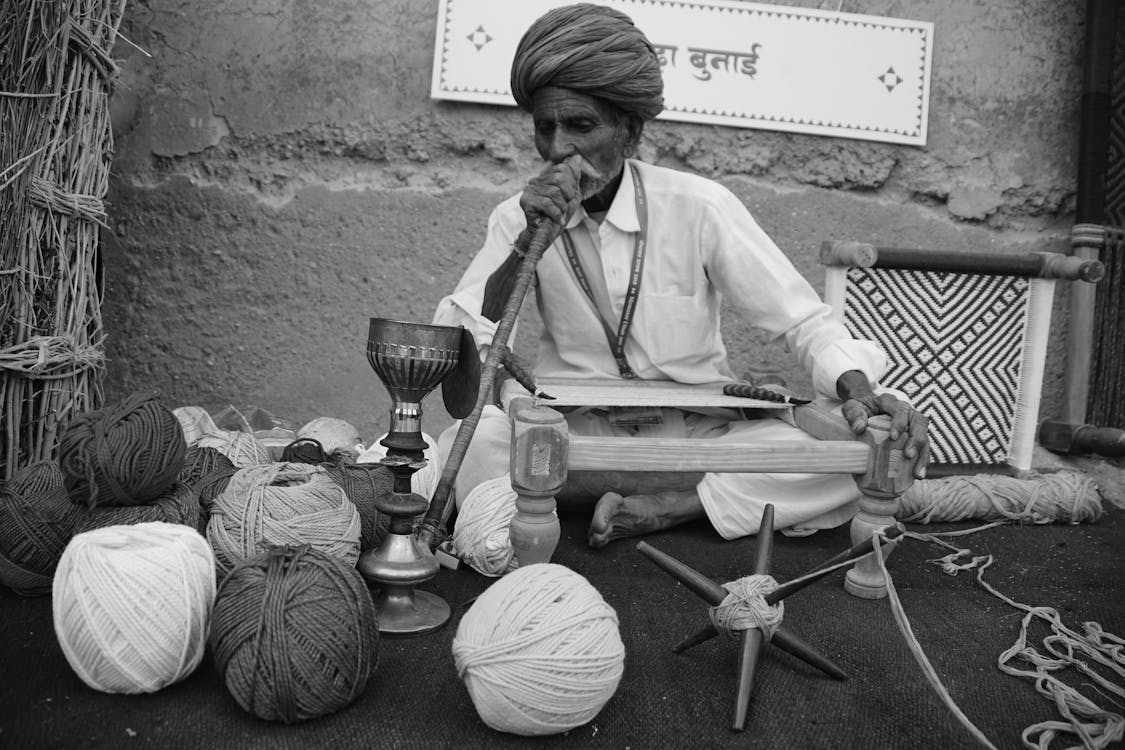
(432, 0), (932, 146)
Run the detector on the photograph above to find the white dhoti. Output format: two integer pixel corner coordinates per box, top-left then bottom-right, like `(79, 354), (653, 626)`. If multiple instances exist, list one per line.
(436, 399), (873, 540)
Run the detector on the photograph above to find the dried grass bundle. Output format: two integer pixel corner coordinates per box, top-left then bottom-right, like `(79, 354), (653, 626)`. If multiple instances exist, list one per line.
(1, 0), (127, 479)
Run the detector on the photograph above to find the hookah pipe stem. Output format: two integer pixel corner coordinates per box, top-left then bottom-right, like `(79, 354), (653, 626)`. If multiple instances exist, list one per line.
(417, 219), (559, 548)
(503, 349), (554, 400)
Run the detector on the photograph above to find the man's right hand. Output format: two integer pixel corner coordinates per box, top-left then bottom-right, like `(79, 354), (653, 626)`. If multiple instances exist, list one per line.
(518, 155), (602, 230)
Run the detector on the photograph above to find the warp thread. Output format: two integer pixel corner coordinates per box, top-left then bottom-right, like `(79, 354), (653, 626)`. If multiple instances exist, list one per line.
(59, 394), (187, 507)
(898, 471), (1103, 525)
(0, 461), (81, 596)
(209, 544), (379, 723)
(206, 462), (362, 576)
(178, 445), (238, 518)
(322, 462), (393, 551)
(452, 563), (625, 736)
(356, 432), (440, 499)
(52, 522), (216, 694)
(174, 405), (273, 468)
(450, 474), (520, 577)
(73, 481), (203, 535)
(708, 575), (784, 641)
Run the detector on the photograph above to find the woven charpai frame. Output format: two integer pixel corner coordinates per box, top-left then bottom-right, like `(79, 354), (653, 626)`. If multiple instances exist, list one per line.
(825, 266), (1055, 471)
(0, 0), (128, 480)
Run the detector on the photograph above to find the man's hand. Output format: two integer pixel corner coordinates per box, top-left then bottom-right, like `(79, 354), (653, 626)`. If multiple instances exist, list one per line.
(518, 155), (602, 229)
(837, 371), (930, 479)
(483, 155), (604, 322)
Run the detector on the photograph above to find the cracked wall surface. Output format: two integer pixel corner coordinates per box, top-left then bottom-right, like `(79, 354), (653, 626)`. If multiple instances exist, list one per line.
(103, 0), (1087, 440)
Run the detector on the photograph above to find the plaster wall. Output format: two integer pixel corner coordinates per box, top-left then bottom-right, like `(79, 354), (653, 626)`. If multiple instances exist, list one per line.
(103, 0), (1087, 443)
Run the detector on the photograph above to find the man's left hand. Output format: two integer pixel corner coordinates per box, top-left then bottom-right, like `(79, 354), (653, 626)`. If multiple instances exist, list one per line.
(841, 392), (930, 479)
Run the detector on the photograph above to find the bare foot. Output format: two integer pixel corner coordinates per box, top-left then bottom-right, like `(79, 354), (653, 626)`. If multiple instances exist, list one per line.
(588, 489), (704, 548)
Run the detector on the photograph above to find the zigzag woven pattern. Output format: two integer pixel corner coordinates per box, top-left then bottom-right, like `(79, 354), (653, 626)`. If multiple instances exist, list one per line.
(842, 268), (1032, 465)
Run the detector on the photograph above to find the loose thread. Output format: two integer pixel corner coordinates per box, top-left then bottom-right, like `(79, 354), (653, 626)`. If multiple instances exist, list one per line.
(872, 532), (1001, 749)
(875, 528), (1125, 750)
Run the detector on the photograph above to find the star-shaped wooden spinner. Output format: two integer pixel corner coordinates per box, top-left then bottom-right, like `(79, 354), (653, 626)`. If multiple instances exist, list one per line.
(636, 503), (903, 732)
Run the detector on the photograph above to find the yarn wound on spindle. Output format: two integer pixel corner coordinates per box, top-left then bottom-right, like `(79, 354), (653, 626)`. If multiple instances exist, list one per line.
(52, 522), (216, 694)
(323, 461), (393, 551)
(452, 563), (625, 736)
(207, 462), (362, 576)
(0, 461), (81, 596)
(210, 544), (379, 723)
(173, 405), (273, 468)
(709, 575), (784, 640)
(450, 474), (520, 577)
(59, 394), (187, 508)
(73, 481), (203, 535)
(897, 471), (1104, 525)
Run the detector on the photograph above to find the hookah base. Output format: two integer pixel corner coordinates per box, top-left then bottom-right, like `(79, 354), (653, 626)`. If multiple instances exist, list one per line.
(372, 585), (451, 637)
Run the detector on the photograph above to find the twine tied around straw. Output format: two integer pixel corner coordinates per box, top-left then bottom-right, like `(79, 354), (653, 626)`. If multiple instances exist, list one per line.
(0, 334), (106, 380)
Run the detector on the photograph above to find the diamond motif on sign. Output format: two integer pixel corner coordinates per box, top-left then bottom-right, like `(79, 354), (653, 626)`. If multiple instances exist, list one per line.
(466, 25), (492, 51)
(879, 66), (903, 92)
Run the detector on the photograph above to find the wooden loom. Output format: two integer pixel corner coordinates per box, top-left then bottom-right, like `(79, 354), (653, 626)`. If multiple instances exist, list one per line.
(502, 377), (919, 600)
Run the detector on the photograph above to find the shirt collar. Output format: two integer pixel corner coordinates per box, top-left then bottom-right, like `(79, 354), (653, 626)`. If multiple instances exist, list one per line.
(565, 159), (641, 233)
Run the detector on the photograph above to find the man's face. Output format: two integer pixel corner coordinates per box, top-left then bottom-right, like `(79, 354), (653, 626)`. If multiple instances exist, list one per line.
(531, 86), (631, 200)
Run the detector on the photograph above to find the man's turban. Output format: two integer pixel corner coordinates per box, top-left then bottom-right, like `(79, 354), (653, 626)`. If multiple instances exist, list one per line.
(510, 3), (665, 121)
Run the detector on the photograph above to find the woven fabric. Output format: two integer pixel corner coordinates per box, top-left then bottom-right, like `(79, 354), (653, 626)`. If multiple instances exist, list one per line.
(841, 267), (1032, 465)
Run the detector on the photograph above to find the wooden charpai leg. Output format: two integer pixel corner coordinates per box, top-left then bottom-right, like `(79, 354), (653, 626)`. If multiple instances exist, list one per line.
(843, 421), (915, 599)
(507, 396), (567, 566)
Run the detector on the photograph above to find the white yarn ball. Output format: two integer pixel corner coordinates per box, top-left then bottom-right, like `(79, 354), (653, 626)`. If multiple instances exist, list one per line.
(297, 417), (362, 456)
(452, 563), (625, 736)
(52, 522), (216, 694)
(356, 432), (440, 499)
(451, 475), (521, 577)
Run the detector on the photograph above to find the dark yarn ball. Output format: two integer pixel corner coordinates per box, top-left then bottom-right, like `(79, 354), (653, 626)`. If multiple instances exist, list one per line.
(210, 544), (379, 723)
(73, 481), (203, 535)
(59, 393), (187, 508)
(178, 446), (237, 519)
(0, 461), (81, 596)
(324, 463), (394, 551)
(280, 438), (328, 465)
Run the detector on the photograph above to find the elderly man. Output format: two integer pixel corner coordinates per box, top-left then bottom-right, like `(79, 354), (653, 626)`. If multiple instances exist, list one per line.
(433, 3), (929, 547)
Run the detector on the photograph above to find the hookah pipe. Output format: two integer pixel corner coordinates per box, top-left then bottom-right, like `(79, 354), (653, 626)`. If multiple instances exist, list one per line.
(416, 218), (559, 549)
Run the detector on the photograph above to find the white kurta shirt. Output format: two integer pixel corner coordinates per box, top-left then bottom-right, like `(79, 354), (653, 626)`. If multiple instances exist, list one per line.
(433, 159), (886, 398)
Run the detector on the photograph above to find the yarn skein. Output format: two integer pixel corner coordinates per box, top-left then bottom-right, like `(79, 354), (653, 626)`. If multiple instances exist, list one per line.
(59, 394), (187, 508)
(323, 462), (393, 551)
(897, 471), (1104, 525)
(173, 406), (273, 468)
(0, 461), (81, 596)
(296, 417), (362, 456)
(178, 445), (237, 518)
(73, 481), (203, 535)
(450, 474), (521, 577)
(356, 432), (440, 499)
(210, 544), (379, 723)
(207, 463), (361, 576)
(52, 522), (216, 694)
(452, 563), (625, 736)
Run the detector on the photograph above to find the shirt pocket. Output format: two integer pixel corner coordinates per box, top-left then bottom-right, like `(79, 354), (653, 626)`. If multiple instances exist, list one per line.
(637, 293), (718, 368)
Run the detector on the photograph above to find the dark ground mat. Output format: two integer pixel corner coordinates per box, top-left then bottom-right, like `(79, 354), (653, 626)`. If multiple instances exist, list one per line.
(2, 507), (1123, 750)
